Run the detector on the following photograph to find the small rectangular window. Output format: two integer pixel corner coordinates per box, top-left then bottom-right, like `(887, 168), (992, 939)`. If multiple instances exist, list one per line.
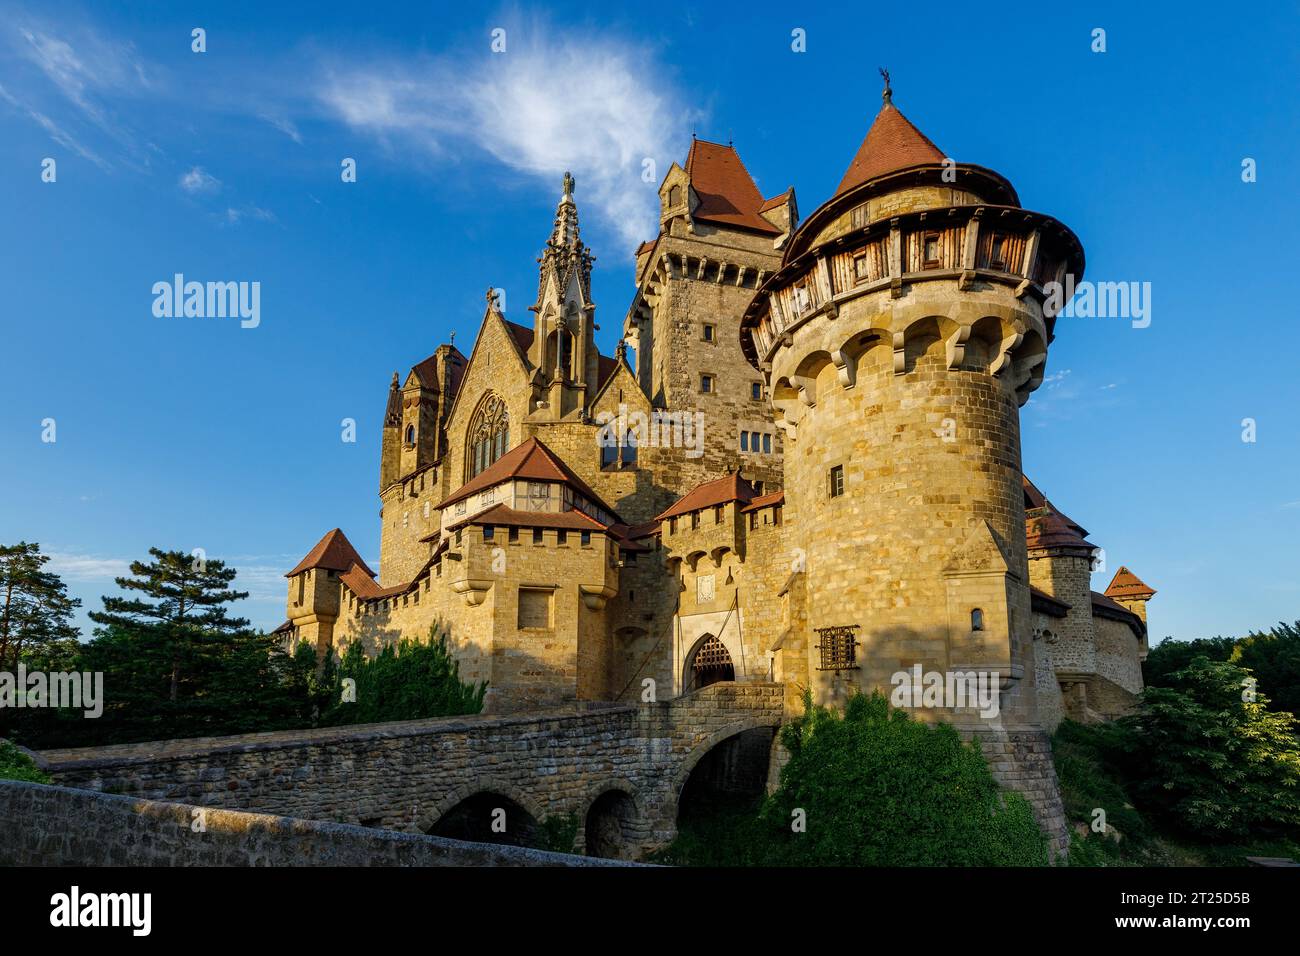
(853, 253), (870, 283)
(751, 381), (763, 401)
(509, 526), (519, 543)
(829, 464), (844, 498)
(533, 528), (544, 544)
(740, 431), (749, 452)
(690, 512), (700, 530)
(763, 433), (772, 454)
(581, 531), (592, 547)
(702, 324), (715, 342)
(700, 374), (714, 393)
(714, 505), (723, 524)
(518, 588), (552, 629)
(922, 232), (941, 268)
(557, 530), (568, 546)
(989, 234), (1007, 271)
(482, 526), (494, 541)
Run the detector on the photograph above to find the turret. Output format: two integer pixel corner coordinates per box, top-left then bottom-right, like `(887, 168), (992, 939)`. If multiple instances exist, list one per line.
(739, 76), (1085, 727)
(1104, 566), (1156, 627)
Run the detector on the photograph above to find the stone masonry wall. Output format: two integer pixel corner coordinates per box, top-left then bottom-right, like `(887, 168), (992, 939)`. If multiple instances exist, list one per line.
(0, 781), (635, 867)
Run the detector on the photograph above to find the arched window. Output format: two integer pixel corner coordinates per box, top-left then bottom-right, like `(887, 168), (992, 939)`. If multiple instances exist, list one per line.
(971, 608), (985, 631)
(668, 185), (682, 207)
(466, 393), (509, 480)
(404, 424), (416, 447)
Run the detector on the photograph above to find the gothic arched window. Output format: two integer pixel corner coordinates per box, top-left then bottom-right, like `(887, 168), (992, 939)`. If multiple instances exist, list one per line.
(466, 393), (509, 480)
(404, 424), (416, 447)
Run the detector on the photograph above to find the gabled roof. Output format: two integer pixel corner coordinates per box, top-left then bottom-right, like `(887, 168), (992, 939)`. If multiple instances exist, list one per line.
(1105, 566), (1157, 600)
(657, 471), (756, 521)
(438, 436), (620, 517)
(834, 100), (946, 199)
(286, 529), (375, 578)
(684, 139), (782, 235)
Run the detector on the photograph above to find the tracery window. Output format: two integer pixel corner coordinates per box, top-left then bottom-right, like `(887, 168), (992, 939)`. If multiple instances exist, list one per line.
(466, 393), (509, 479)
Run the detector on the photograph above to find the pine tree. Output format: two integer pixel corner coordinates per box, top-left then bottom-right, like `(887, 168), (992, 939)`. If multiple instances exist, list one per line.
(0, 541), (82, 671)
(89, 548), (248, 702)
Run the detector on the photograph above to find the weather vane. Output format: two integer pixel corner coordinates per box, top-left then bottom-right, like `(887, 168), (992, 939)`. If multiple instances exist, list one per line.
(879, 66), (892, 103)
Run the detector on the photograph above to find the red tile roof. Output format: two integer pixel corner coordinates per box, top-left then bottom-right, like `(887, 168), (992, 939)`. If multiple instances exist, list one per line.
(286, 529), (375, 578)
(438, 436), (620, 517)
(684, 140), (782, 235)
(758, 189), (792, 213)
(834, 102), (946, 199)
(657, 471), (756, 521)
(741, 490), (784, 513)
(449, 502), (599, 531)
(1023, 475), (1093, 552)
(1104, 566), (1156, 600)
(1091, 590), (1145, 636)
(504, 320), (534, 357)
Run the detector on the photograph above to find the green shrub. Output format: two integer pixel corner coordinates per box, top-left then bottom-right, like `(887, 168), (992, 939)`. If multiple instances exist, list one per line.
(0, 740), (50, 784)
(658, 691), (1048, 866)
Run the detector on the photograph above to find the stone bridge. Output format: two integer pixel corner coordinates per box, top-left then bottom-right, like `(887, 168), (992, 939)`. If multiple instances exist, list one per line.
(33, 683), (785, 858)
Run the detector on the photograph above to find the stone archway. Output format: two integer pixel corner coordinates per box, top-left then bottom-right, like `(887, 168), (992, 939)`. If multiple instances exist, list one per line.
(683, 633), (735, 692)
(584, 787), (641, 860)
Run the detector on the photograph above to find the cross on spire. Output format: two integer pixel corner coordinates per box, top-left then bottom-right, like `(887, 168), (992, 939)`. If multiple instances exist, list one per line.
(879, 66), (892, 104)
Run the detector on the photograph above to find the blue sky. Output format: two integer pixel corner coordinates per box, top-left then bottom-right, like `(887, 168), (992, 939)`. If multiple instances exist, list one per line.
(1, 1), (1297, 642)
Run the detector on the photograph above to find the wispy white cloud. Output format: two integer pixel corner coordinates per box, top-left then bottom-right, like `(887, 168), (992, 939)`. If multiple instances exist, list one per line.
(179, 165), (220, 193)
(45, 551), (131, 582)
(316, 19), (693, 246)
(222, 204), (277, 226)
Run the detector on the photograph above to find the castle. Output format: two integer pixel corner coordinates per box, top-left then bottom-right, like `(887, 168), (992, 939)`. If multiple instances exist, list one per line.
(279, 82), (1155, 743)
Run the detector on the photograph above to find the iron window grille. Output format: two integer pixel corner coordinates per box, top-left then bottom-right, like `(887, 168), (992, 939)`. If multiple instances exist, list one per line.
(815, 625), (860, 671)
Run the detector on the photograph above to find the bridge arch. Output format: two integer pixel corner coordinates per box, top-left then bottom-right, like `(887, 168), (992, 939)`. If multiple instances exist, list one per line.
(421, 777), (549, 846)
(581, 778), (647, 860)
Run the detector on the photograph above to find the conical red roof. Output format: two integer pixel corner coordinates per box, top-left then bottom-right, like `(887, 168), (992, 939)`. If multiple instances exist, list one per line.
(287, 528), (374, 578)
(1105, 566), (1156, 600)
(835, 101), (945, 198)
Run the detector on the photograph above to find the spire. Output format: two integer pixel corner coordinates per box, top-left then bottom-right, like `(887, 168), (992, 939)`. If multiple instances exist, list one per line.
(537, 170), (594, 304)
(833, 82), (946, 199)
(384, 371), (401, 427)
(548, 170), (582, 252)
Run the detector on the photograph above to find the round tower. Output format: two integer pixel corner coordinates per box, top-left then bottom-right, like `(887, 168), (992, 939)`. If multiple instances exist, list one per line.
(740, 79), (1085, 730)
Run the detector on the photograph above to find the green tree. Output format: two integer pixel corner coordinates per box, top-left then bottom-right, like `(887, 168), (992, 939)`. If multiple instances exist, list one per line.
(1119, 657), (1300, 839)
(1143, 634), (1236, 687)
(0, 542), (81, 671)
(89, 548), (248, 702)
(1233, 621), (1300, 718)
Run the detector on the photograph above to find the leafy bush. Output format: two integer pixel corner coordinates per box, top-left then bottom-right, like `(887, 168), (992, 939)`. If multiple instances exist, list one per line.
(658, 692), (1048, 866)
(0, 740), (50, 783)
(1117, 657), (1300, 839)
